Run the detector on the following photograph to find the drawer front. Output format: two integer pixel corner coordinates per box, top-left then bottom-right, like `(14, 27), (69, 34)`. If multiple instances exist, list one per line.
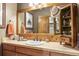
(3, 50), (16, 56)
(50, 52), (70, 56)
(16, 53), (30, 56)
(3, 43), (15, 51)
(16, 47), (49, 56)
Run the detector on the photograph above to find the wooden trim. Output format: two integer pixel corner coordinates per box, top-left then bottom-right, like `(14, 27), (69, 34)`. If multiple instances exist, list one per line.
(16, 11), (18, 34)
(60, 4), (72, 9)
(71, 4), (77, 47)
(17, 3), (69, 13)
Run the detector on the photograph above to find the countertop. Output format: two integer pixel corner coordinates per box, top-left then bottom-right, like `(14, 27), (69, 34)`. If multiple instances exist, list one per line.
(2, 37), (79, 56)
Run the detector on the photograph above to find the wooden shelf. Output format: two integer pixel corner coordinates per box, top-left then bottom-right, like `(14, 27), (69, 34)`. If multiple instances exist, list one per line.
(49, 23), (54, 24)
(60, 3), (77, 47)
(62, 16), (71, 19)
(62, 26), (71, 28)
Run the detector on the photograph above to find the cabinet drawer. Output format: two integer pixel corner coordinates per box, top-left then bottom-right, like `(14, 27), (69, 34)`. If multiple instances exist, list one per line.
(50, 52), (70, 56)
(16, 46), (49, 56)
(3, 50), (16, 56)
(16, 53), (29, 56)
(3, 43), (16, 51)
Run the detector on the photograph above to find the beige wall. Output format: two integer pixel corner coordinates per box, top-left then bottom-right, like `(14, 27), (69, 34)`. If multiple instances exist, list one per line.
(0, 3), (17, 37)
(77, 3), (79, 33)
(6, 3), (17, 34)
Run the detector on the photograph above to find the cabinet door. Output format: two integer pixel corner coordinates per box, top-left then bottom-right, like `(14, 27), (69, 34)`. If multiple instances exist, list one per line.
(16, 53), (28, 56)
(50, 52), (70, 56)
(3, 43), (16, 51)
(3, 50), (16, 56)
(16, 46), (49, 56)
(2, 43), (16, 56)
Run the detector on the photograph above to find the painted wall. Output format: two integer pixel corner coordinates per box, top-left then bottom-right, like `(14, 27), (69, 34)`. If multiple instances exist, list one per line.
(6, 3), (17, 34)
(0, 3), (17, 37)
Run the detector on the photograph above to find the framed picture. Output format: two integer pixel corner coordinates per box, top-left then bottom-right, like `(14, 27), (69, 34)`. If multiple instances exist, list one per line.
(26, 12), (33, 28)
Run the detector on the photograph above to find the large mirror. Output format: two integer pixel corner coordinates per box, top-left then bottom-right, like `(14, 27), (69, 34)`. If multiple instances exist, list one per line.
(17, 5), (60, 34)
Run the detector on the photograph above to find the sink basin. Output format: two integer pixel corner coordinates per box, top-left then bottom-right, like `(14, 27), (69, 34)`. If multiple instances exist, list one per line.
(24, 40), (45, 46)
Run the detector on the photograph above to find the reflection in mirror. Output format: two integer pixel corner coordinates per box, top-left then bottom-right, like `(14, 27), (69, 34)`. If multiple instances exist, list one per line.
(50, 6), (60, 34)
(38, 16), (49, 33)
(55, 17), (60, 34)
(49, 16), (55, 34)
(26, 12), (33, 33)
(18, 12), (25, 34)
(29, 7), (51, 33)
(17, 6), (60, 35)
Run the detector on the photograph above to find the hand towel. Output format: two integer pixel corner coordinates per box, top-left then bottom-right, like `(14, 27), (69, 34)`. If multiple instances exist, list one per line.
(21, 24), (26, 34)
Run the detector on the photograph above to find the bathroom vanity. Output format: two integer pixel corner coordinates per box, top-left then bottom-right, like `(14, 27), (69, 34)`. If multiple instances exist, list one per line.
(0, 3), (78, 56)
(2, 3), (77, 56)
(2, 38), (79, 56)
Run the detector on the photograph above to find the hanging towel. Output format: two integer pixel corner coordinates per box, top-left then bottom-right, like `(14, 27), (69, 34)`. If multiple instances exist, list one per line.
(6, 23), (14, 37)
(8, 23), (14, 35)
(21, 24), (26, 34)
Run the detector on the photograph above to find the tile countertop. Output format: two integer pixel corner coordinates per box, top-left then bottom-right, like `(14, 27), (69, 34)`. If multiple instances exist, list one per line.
(2, 37), (79, 56)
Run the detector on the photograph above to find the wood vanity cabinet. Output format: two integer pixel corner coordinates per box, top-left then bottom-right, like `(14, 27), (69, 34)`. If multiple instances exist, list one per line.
(2, 43), (71, 56)
(16, 45), (49, 56)
(2, 43), (49, 56)
(2, 43), (29, 56)
(2, 43), (16, 56)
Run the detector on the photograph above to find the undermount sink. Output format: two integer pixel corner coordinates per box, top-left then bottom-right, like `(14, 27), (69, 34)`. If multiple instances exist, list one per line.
(24, 40), (46, 46)
(12, 35), (46, 46)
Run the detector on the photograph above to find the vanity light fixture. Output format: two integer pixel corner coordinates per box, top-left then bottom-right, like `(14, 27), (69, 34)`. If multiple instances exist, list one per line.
(50, 6), (60, 17)
(28, 3), (47, 9)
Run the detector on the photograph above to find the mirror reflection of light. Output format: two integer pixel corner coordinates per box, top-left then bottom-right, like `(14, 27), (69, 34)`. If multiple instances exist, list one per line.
(29, 3), (47, 9)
